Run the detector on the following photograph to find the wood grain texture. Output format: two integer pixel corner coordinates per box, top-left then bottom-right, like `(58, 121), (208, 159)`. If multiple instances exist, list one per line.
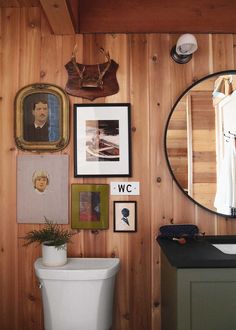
(0, 8), (19, 330)
(17, 7), (43, 330)
(0, 0), (40, 7)
(149, 33), (172, 330)
(39, 0), (74, 35)
(129, 34), (151, 330)
(105, 33), (131, 330)
(2, 1), (236, 35)
(1, 6), (236, 330)
(78, 0), (236, 34)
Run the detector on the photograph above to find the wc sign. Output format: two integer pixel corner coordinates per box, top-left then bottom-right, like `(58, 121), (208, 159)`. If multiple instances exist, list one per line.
(110, 182), (140, 195)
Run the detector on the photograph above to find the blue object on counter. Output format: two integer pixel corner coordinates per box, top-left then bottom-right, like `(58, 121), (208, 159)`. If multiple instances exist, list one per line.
(158, 224), (199, 239)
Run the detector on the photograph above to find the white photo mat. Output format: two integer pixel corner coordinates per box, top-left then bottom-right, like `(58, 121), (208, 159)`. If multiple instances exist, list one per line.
(74, 103), (131, 177)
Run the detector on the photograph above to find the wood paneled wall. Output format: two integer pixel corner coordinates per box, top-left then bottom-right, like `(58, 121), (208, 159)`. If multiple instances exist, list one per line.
(1, 7), (236, 330)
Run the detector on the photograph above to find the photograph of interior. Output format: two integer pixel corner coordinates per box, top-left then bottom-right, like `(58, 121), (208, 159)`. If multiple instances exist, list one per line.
(1, 1), (236, 329)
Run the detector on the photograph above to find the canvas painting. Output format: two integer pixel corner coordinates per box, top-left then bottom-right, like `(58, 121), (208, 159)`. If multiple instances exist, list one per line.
(17, 155), (69, 223)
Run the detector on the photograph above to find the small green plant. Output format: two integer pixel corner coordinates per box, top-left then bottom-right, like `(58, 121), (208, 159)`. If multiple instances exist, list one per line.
(23, 217), (76, 248)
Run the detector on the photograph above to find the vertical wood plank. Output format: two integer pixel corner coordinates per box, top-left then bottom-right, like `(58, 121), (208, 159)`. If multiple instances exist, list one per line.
(212, 34), (234, 72)
(18, 7), (41, 85)
(129, 33), (151, 330)
(105, 34), (130, 103)
(61, 34), (83, 258)
(18, 226), (43, 330)
(105, 33), (131, 330)
(192, 34), (211, 78)
(40, 34), (63, 86)
(0, 7), (20, 330)
(148, 33), (173, 330)
(17, 7), (44, 330)
(64, 33), (83, 192)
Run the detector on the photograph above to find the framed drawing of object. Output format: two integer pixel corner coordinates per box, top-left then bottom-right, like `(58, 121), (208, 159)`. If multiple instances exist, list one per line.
(71, 184), (109, 229)
(15, 83), (69, 152)
(17, 155), (69, 224)
(113, 201), (137, 232)
(74, 103), (131, 177)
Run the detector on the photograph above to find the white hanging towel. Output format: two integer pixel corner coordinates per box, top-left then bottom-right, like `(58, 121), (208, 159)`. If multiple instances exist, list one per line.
(214, 137), (236, 215)
(213, 81), (236, 215)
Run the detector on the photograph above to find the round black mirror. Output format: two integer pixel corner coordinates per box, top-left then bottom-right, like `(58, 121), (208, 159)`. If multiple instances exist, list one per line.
(164, 70), (236, 218)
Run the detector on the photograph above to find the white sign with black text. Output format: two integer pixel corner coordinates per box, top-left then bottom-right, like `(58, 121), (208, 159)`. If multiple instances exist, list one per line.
(110, 182), (140, 195)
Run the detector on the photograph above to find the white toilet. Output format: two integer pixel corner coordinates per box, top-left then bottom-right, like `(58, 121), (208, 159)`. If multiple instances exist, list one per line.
(34, 257), (120, 330)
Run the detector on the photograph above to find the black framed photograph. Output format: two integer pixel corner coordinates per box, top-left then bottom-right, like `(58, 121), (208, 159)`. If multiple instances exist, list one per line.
(14, 83), (69, 152)
(74, 103), (131, 177)
(113, 201), (137, 232)
(71, 184), (109, 229)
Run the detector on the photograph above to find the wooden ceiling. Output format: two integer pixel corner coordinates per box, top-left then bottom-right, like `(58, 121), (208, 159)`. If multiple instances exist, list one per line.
(2, 0), (236, 35)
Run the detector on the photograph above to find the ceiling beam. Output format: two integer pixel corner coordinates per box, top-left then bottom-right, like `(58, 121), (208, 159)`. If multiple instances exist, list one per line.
(0, 0), (20, 6)
(3, 0), (236, 34)
(66, 0), (79, 33)
(78, 0), (236, 34)
(39, 0), (75, 35)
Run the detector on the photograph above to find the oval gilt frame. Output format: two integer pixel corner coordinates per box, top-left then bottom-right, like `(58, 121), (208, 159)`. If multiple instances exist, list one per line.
(15, 83), (70, 152)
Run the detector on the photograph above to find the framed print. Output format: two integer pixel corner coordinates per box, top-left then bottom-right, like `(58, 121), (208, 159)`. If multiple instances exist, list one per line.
(17, 155), (69, 223)
(114, 201), (137, 232)
(15, 83), (69, 152)
(74, 103), (131, 177)
(71, 184), (109, 229)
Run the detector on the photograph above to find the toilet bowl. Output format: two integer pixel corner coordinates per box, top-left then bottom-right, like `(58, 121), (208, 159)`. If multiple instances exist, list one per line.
(34, 257), (120, 330)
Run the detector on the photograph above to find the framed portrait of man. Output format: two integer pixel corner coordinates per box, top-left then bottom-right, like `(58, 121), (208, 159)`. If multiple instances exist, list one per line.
(15, 83), (69, 152)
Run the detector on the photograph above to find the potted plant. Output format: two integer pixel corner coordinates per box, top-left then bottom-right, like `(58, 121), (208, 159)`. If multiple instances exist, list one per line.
(23, 218), (76, 266)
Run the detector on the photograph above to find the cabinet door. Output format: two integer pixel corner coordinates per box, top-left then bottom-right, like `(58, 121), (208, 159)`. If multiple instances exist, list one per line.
(161, 252), (177, 330)
(177, 268), (236, 330)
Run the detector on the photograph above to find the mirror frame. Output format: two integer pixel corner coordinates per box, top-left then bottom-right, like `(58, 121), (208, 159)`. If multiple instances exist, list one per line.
(164, 69), (236, 218)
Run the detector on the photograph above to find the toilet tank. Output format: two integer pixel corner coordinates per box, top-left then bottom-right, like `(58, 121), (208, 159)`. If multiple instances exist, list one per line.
(34, 258), (120, 330)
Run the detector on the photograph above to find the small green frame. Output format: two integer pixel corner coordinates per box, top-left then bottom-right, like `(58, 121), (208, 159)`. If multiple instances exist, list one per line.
(71, 184), (109, 229)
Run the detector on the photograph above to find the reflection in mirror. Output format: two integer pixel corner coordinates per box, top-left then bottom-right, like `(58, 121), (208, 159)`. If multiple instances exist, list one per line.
(165, 70), (236, 217)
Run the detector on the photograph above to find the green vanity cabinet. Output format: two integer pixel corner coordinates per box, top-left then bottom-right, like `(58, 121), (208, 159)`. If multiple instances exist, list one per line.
(161, 251), (236, 330)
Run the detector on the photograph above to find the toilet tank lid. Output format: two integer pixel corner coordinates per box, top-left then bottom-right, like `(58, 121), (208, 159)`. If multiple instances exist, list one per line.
(34, 258), (120, 280)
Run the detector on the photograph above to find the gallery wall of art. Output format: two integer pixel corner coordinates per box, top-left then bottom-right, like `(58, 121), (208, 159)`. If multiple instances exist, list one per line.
(1, 6), (236, 330)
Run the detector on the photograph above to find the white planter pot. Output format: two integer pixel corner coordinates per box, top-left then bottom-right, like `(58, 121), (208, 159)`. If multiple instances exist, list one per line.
(42, 242), (67, 266)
